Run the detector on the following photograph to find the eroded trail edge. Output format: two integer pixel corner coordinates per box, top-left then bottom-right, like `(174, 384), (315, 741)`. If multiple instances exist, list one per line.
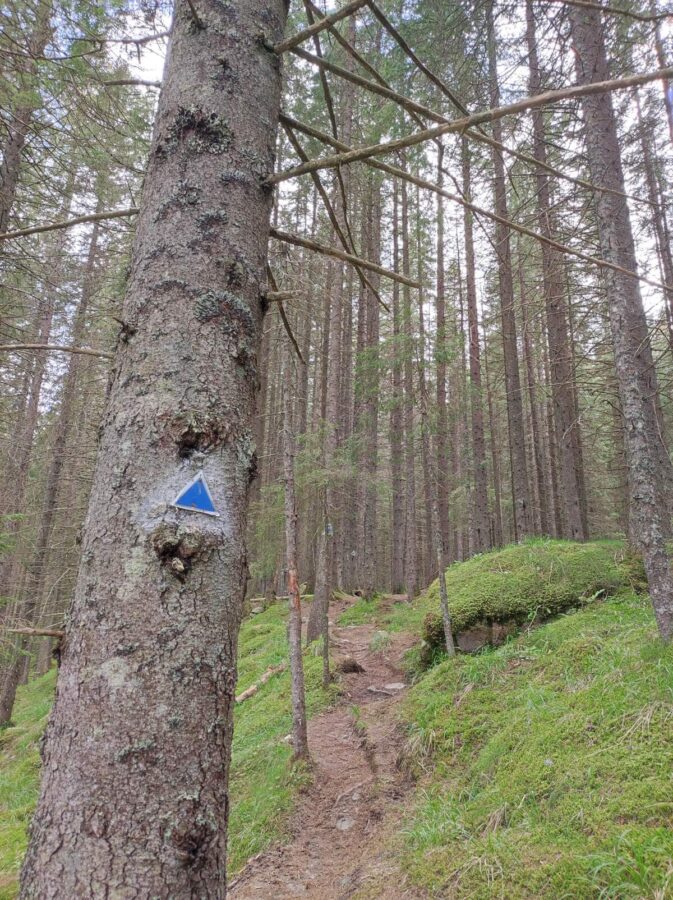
(230, 595), (421, 899)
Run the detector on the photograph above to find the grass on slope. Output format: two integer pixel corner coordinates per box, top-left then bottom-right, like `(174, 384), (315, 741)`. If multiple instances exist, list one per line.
(0, 670), (54, 900)
(0, 601), (335, 897)
(398, 590), (673, 898)
(230, 601), (336, 871)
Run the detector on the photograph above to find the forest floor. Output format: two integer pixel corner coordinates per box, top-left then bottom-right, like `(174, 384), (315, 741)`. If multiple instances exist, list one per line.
(5, 541), (672, 898)
(230, 592), (422, 900)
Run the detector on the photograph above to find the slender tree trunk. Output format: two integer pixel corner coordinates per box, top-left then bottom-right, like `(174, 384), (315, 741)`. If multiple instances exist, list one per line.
(282, 344), (309, 760)
(635, 91), (673, 347)
(570, 4), (673, 639)
(0, 208), (101, 726)
(461, 140), (490, 553)
(416, 187), (434, 586)
(306, 259), (342, 646)
(434, 143), (452, 563)
(518, 252), (550, 535)
(526, 0), (586, 541)
(650, 0), (673, 146)
(390, 182), (405, 592)
(20, 2), (288, 895)
(486, 0), (531, 540)
(355, 174), (380, 596)
(484, 345), (504, 547)
(337, 271), (355, 588)
(419, 380), (455, 656)
(401, 177), (417, 598)
(0, 0), (52, 234)
(0, 180), (74, 603)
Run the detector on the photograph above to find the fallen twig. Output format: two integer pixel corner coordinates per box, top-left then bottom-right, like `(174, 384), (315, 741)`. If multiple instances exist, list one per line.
(235, 664), (287, 703)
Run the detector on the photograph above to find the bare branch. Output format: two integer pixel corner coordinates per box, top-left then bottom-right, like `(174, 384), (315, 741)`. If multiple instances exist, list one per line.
(280, 114), (672, 297)
(278, 302), (306, 366)
(185, 0), (204, 29)
(103, 79), (162, 88)
(265, 290), (305, 302)
(267, 267), (306, 365)
(269, 66), (673, 184)
(77, 29), (172, 46)
(274, 0), (367, 54)
(270, 227), (420, 288)
(0, 207), (139, 242)
(537, 0), (671, 23)
(235, 664), (286, 703)
(366, 0), (468, 113)
(356, 2), (644, 205)
(6, 627), (64, 638)
(282, 120), (390, 312)
(0, 343), (113, 359)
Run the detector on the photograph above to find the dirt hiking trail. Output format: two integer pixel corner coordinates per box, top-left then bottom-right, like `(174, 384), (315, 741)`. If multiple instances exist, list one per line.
(229, 594), (424, 899)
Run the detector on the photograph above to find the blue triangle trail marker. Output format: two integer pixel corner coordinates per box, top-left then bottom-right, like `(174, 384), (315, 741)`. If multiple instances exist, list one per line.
(172, 474), (219, 517)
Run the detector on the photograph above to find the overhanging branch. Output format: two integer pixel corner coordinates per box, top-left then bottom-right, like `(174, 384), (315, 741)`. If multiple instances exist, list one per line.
(270, 66), (673, 184)
(270, 227), (419, 288)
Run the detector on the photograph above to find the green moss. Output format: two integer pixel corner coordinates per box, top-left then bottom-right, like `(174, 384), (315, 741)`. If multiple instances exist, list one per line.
(387, 539), (641, 652)
(396, 591), (673, 898)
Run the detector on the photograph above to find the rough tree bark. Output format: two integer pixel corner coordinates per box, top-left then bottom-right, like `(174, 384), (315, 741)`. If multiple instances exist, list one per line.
(570, 3), (673, 639)
(20, 1), (288, 895)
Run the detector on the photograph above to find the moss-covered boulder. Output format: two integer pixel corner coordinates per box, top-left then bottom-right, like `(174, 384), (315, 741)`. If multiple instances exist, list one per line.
(421, 539), (644, 658)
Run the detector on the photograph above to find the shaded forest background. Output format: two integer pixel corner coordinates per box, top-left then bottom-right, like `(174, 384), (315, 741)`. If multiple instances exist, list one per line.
(2, 0), (673, 706)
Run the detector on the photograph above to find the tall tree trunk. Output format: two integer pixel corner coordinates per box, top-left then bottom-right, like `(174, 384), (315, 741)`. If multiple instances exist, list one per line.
(337, 271), (355, 588)
(570, 3), (673, 639)
(0, 209), (102, 726)
(650, 0), (673, 146)
(282, 343), (309, 760)
(461, 140), (490, 553)
(518, 251), (551, 535)
(401, 177), (417, 598)
(486, 0), (531, 540)
(0, 178), (74, 604)
(419, 378), (455, 656)
(0, 0), (52, 234)
(306, 258), (342, 647)
(355, 174), (380, 596)
(20, 1), (288, 895)
(484, 344), (504, 547)
(434, 143), (452, 562)
(416, 186), (434, 585)
(635, 91), (673, 347)
(390, 182), (405, 592)
(526, 0), (586, 541)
